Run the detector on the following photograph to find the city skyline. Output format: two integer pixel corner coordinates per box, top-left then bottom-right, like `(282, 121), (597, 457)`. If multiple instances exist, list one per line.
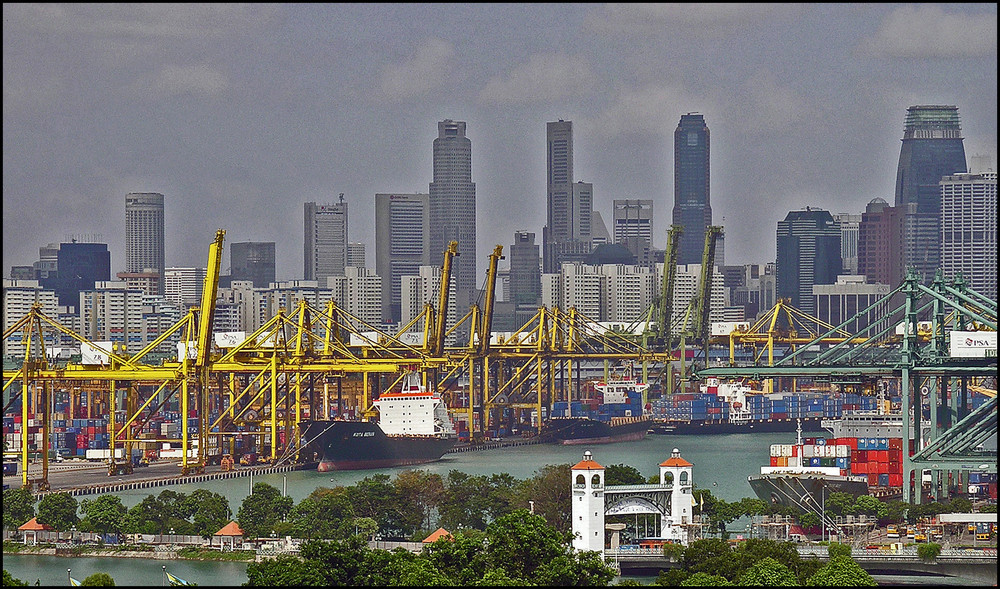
(3, 4), (997, 283)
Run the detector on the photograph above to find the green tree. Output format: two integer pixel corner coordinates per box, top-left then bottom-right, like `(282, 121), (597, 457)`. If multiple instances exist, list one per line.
(80, 572), (115, 586)
(421, 529), (492, 586)
(824, 492), (856, 518)
(2, 488), (35, 531)
(347, 474), (407, 538)
(730, 539), (805, 582)
(514, 464), (572, 534)
(806, 554), (877, 586)
(661, 541), (684, 561)
(980, 503), (997, 513)
(680, 572), (732, 586)
(79, 494), (127, 537)
(681, 538), (734, 578)
(3, 569), (28, 586)
(947, 497), (972, 513)
(853, 496), (887, 520)
(798, 512), (821, 531)
(393, 470), (446, 535)
(604, 464), (647, 486)
(237, 483), (292, 540)
(738, 557), (798, 586)
(182, 489), (232, 537)
(36, 492), (79, 531)
(827, 542), (851, 558)
(654, 569), (690, 586)
(244, 554), (328, 586)
(916, 542), (941, 562)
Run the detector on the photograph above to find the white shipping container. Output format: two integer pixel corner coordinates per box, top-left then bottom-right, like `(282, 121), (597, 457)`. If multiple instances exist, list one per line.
(781, 444), (792, 457)
(803, 445), (814, 458)
(770, 444), (781, 457)
(836, 445), (849, 458)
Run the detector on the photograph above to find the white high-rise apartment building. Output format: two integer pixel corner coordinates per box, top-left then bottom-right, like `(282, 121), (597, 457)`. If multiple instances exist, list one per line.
(125, 192), (165, 294)
(79, 281), (145, 350)
(834, 212), (861, 275)
(539, 263), (654, 323)
(347, 243), (366, 269)
(940, 172), (997, 300)
(400, 266), (457, 339)
(304, 197), (349, 283)
(2, 279), (59, 357)
(328, 267), (383, 329)
(251, 280), (335, 335)
(654, 263), (726, 330)
(375, 193), (430, 323)
(164, 267), (206, 307)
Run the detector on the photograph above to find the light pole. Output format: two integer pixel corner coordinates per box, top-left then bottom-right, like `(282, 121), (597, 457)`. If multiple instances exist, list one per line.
(169, 527), (175, 546)
(821, 488), (826, 543)
(70, 525), (76, 545)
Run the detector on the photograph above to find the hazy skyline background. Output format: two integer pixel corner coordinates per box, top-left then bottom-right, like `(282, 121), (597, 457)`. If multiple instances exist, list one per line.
(4, 4), (997, 286)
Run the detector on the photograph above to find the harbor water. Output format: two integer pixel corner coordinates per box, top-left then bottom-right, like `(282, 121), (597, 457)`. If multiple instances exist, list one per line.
(0, 430), (855, 586)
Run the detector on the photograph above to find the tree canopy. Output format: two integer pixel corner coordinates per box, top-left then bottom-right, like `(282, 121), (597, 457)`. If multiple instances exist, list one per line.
(36, 492), (79, 531)
(806, 554), (877, 586)
(237, 483), (293, 540)
(2, 488), (35, 531)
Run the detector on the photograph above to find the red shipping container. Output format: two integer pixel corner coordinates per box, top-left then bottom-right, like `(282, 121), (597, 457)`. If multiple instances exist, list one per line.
(853, 462), (867, 474)
(854, 450), (867, 462)
(890, 462), (902, 474)
(770, 457), (779, 467)
(889, 449), (903, 463)
(889, 474), (903, 487)
(792, 445), (798, 457)
(868, 473), (880, 487)
(847, 437), (858, 450)
(878, 450), (889, 462)
(989, 483), (997, 500)
(879, 462), (890, 474)
(888, 438), (903, 450)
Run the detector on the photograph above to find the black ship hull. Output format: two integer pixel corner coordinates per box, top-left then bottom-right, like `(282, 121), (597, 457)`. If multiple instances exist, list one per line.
(748, 472), (869, 512)
(299, 420), (456, 471)
(541, 416), (650, 445)
(649, 417), (825, 435)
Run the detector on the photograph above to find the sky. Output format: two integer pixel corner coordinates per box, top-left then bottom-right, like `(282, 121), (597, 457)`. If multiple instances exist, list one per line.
(3, 3), (997, 285)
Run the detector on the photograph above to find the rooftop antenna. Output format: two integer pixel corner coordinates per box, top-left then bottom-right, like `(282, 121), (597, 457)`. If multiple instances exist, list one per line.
(338, 192), (345, 204)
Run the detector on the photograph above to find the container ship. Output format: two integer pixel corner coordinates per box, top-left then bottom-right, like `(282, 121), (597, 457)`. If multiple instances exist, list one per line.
(747, 392), (996, 513)
(647, 378), (843, 434)
(299, 373), (457, 471)
(540, 373), (651, 445)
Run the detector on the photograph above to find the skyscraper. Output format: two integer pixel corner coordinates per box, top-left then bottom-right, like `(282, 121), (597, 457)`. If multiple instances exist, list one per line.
(833, 213), (861, 275)
(940, 172), (997, 300)
(509, 230), (541, 306)
(673, 113), (712, 266)
(304, 196), (348, 284)
(894, 105), (967, 282)
(230, 242), (276, 288)
(857, 198), (905, 287)
(40, 241), (111, 309)
(125, 192), (165, 294)
(375, 192), (430, 323)
(776, 207), (842, 316)
(543, 120), (594, 272)
(429, 120), (476, 297)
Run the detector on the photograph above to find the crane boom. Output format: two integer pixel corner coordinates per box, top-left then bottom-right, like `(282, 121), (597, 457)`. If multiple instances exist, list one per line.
(658, 224), (683, 346)
(478, 245), (504, 355)
(433, 241), (459, 357)
(694, 226), (723, 362)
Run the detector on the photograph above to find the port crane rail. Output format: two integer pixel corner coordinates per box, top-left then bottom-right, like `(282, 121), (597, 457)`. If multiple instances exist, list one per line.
(697, 269), (997, 503)
(3, 234), (674, 490)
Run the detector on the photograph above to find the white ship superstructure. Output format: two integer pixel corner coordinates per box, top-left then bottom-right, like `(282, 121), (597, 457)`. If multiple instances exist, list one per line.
(373, 373), (457, 437)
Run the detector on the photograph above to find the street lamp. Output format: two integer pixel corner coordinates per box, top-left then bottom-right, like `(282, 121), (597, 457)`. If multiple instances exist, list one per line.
(169, 527), (175, 545)
(70, 525), (76, 545)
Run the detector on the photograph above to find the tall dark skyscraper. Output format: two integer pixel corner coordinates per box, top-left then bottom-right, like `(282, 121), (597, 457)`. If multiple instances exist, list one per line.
(673, 113), (712, 266)
(429, 119), (476, 296)
(509, 230), (541, 306)
(543, 120), (594, 272)
(230, 242), (276, 288)
(776, 207), (842, 316)
(125, 192), (165, 294)
(39, 241), (111, 308)
(893, 105), (967, 282)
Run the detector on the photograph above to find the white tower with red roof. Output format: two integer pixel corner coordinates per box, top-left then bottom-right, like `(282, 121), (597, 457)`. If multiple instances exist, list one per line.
(659, 447), (694, 541)
(571, 450), (606, 554)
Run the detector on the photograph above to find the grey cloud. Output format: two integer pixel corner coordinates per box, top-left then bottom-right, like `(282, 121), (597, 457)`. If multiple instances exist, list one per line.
(148, 64), (229, 97)
(858, 5), (997, 58)
(477, 53), (598, 104)
(378, 38), (457, 101)
(583, 3), (794, 36)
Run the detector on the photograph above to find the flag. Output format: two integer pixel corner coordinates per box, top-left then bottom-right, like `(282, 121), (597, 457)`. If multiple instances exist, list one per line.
(69, 577), (82, 587)
(165, 571), (190, 586)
